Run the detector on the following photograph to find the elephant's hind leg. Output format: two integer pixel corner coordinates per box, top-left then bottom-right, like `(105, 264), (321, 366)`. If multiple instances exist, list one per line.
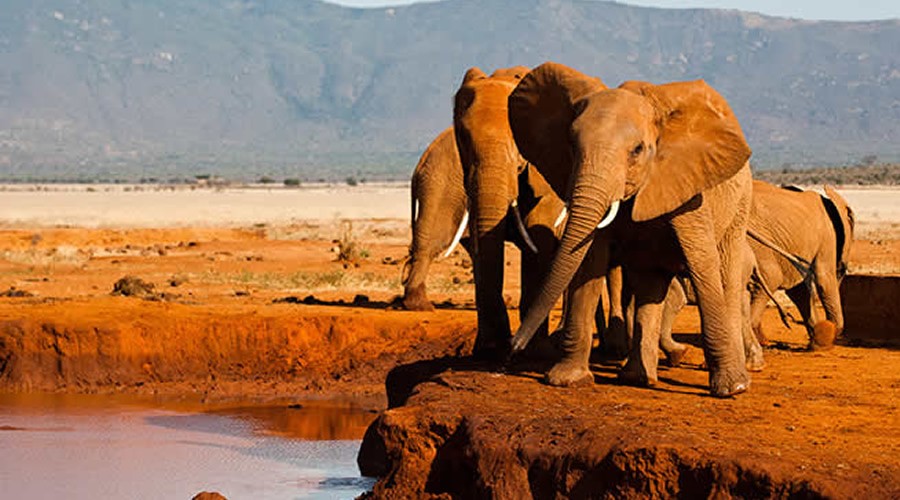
(659, 277), (689, 367)
(619, 269), (670, 387)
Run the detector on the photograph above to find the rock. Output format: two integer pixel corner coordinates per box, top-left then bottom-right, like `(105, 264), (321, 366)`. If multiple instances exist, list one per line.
(111, 275), (155, 298)
(192, 492), (227, 500)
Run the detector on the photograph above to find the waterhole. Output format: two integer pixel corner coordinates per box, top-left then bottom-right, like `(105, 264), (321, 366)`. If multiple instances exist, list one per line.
(0, 393), (378, 499)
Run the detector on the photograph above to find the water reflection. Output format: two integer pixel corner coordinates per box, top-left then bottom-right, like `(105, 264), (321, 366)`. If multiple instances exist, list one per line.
(0, 393), (378, 499)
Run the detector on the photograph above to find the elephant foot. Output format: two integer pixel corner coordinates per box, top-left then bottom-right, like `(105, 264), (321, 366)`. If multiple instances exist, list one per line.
(600, 318), (630, 361)
(753, 326), (770, 347)
(746, 341), (766, 372)
(709, 366), (750, 398)
(401, 285), (434, 311)
(473, 336), (511, 364)
(618, 358), (658, 387)
(595, 340), (630, 362)
(810, 321), (837, 351)
(545, 360), (593, 387)
(521, 332), (563, 362)
(663, 344), (688, 368)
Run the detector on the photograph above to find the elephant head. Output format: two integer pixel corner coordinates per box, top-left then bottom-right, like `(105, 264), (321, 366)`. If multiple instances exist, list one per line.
(453, 65), (530, 358)
(821, 185), (855, 281)
(508, 62), (751, 349)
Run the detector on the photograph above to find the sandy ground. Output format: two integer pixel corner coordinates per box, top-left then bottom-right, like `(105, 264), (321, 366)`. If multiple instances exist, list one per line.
(0, 183), (896, 236)
(0, 183), (411, 228)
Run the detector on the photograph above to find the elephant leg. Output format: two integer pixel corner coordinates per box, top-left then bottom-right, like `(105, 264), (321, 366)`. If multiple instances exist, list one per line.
(594, 274), (608, 341)
(672, 210), (749, 397)
(619, 269), (670, 386)
(742, 287), (765, 371)
(545, 240), (609, 387)
(785, 285), (816, 341)
(472, 225), (512, 361)
(811, 260), (843, 349)
(402, 254), (435, 311)
(659, 277), (689, 367)
(601, 263), (630, 360)
(748, 287), (770, 346)
(518, 237), (556, 361)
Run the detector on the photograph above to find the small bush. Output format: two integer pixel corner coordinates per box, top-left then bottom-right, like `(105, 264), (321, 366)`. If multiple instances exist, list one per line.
(284, 178), (301, 187)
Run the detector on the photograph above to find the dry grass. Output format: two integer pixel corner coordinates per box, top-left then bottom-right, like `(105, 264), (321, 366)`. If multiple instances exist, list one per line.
(191, 269), (400, 293)
(1, 245), (89, 267)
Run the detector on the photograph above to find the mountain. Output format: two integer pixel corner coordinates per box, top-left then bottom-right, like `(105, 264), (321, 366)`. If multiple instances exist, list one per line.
(0, 0), (898, 181)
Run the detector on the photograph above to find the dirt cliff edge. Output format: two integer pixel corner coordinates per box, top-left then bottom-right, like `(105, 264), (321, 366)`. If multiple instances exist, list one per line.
(358, 354), (899, 499)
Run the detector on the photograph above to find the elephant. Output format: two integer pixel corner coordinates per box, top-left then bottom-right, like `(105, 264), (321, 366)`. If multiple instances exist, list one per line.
(507, 62), (754, 397)
(401, 127), (470, 311)
(746, 181), (855, 348)
(453, 66), (566, 360)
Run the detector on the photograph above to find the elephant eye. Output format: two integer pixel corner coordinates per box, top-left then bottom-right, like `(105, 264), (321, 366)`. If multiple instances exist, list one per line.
(630, 142), (644, 158)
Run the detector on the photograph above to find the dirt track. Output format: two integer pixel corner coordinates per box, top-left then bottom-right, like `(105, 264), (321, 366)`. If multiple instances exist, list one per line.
(0, 218), (898, 497)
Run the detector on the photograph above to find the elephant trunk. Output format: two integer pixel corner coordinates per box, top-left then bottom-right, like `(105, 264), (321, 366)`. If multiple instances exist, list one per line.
(511, 156), (621, 353)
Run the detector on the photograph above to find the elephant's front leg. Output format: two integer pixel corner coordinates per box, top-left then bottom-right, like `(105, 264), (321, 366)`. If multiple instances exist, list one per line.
(472, 225), (512, 361)
(544, 239), (609, 386)
(672, 209), (749, 397)
(402, 254), (436, 311)
(619, 270), (671, 386)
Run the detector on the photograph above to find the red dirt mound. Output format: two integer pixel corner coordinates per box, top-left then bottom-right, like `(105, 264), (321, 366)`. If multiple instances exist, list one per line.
(359, 349), (900, 499)
(0, 298), (474, 399)
(841, 274), (900, 347)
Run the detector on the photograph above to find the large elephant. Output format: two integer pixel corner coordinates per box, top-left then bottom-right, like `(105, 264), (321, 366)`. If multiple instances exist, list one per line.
(453, 66), (566, 359)
(747, 181), (855, 348)
(401, 127), (470, 311)
(508, 62), (754, 397)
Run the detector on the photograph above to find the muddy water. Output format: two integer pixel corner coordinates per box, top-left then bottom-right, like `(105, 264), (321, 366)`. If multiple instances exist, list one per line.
(0, 394), (377, 499)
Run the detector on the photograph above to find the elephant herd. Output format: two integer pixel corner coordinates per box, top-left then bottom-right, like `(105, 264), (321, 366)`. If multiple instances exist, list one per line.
(399, 62), (855, 398)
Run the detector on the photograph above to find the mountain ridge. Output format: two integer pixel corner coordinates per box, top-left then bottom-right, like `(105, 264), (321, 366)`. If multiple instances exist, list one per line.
(0, 0), (897, 181)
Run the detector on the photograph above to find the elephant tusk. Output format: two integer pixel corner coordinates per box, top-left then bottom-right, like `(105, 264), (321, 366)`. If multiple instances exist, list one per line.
(596, 200), (620, 229)
(554, 205), (568, 229)
(511, 199), (539, 254)
(441, 210), (468, 259)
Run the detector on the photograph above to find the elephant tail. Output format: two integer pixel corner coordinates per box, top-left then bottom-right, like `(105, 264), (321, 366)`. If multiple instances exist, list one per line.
(747, 228), (821, 327)
(747, 228), (814, 281)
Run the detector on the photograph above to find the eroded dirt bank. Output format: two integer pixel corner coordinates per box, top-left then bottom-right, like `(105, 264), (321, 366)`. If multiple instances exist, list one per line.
(0, 298), (474, 400)
(359, 341), (900, 499)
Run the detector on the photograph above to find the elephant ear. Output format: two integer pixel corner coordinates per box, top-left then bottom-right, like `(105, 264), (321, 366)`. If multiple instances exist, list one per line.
(491, 66), (530, 81)
(462, 67), (487, 84)
(508, 62), (606, 199)
(822, 185), (855, 270)
(621, 80), (752, 222)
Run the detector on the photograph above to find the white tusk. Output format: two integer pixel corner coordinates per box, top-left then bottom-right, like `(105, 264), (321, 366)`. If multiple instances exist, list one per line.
(596, 200), (620, 229)
(511, 200), (539, 254)
(554, 205), (568, 229)
(413, 198), (419, 222)
(442, 210), (468, 259)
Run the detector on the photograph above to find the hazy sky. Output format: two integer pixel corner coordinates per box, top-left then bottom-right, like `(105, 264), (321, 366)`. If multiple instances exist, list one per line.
(325, 0), (900, 22)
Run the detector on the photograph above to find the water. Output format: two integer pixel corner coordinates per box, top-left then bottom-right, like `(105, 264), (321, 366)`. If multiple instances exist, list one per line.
(0, 394), (377, 499)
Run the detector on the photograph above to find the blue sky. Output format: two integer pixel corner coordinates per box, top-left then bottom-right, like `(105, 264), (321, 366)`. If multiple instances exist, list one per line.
(325, 0), (899, 21)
